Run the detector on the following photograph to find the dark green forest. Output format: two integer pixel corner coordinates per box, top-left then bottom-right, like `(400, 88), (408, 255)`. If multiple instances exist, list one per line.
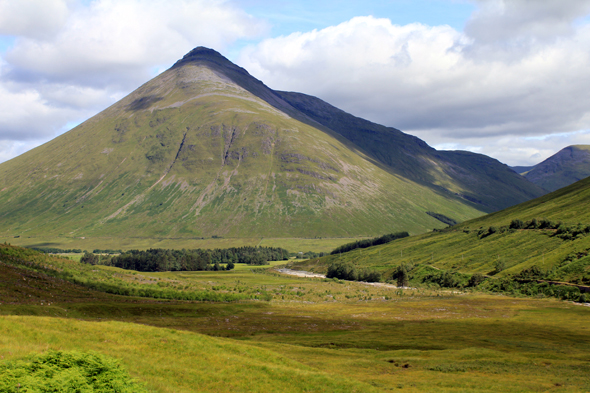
(330, 232), (409, 255)
(81, 246), (289, 272)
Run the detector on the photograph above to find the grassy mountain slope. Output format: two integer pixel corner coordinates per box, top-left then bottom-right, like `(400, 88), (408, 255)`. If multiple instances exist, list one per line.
(0, 48), (483, 240)
(294, 175), (590, 281)
(276, 91), (546, 212)
(522, 145), (590, 191)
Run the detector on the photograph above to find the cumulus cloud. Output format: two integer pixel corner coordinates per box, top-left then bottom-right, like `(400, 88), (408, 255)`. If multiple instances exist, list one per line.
(239, 1), (590, 165)
(2, 0), (590, 166)
(465, 0), (590, 47)
(0, 0), (71, 39)
(4, 0), (266, 89)
(0, 0), (266, 153)
(0, 139), (45, 164)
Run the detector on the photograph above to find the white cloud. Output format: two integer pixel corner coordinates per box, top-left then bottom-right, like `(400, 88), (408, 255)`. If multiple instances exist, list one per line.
(4, 0), (266, 89)
(0, 80), (80, 140)
(465, 0), (590, 47)
(0, 0), (266, 158)
(238, 3), (590, 165)
(432, 130), (590, 166)
(2, 0), (590, 166)
(0, 139), (44, 163)
(0, 0), (71, 39)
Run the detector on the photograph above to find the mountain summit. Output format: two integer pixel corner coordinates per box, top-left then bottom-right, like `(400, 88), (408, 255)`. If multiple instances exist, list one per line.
(517, 145), (590, 192)
(0, 47), (543, 239)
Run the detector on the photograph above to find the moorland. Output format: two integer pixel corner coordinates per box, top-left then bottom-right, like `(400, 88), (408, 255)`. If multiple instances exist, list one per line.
(1, 244), (589, 392)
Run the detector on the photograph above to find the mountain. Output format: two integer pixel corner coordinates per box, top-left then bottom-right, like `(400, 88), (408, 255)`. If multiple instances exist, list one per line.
(275, 92), (546, 212)
(0, 47), (542, 240)
(519, 145), (590, 192)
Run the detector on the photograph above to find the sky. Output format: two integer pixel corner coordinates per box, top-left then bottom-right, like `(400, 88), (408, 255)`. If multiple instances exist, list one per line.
(1, 0), (590, 166)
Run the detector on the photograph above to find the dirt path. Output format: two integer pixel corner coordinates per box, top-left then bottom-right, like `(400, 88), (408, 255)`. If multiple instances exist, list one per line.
(275, 268), (326, 278)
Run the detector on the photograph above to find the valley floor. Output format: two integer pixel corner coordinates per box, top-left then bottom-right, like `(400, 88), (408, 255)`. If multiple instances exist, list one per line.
(0, 236), (363, 254)
(1, 260), (589, 392)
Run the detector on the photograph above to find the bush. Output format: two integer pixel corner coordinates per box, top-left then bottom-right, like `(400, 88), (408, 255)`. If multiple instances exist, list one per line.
(468, 273), (485, 287)
(509, 219), (524, 229)
(526, 218), (538, 229)
(479, 226), (498, 239)
(395, 265), (409, 287)
(0, 350), (147, 392)
(326, 262), (381, 282)
(538, 218), (556, 229)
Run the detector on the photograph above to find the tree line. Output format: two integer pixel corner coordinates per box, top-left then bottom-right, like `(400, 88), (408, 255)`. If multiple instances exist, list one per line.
(326, 262), (381, 282)
(330, 232), (409, 255)
(81, 246), (289, 272)
(475, 218), (590, 240)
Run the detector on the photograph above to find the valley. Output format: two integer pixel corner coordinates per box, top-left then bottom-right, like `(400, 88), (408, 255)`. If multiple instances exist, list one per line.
(1, 46), (589, 392)
(1, 245), (589, 392)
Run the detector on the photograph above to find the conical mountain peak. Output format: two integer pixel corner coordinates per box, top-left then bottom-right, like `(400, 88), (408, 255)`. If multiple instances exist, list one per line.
(0, 46), (544, 241)
(172, 46), (248, 77)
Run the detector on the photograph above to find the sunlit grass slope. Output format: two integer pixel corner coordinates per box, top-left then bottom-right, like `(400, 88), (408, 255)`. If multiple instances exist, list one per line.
(0, 316), (380, 393)
(293, 176), (590, 280)
(0, 48), (483, 241)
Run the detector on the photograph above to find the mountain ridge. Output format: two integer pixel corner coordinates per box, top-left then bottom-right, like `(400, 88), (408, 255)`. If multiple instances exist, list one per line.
(275, 91), (546, 212)
(0, 47), (544, 240)
(519, 145), (590, 192)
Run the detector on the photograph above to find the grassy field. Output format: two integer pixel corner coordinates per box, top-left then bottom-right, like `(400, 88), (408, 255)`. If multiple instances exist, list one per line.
(0, 236), (366, 254)
(1, 246), (590, 392)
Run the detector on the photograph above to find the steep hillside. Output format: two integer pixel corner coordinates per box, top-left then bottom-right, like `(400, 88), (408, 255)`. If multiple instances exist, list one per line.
(522, 145), (590, 191)
(0, 47), (483, 240)
(294, 176), (590, 282)
(277, 91), (546, 212)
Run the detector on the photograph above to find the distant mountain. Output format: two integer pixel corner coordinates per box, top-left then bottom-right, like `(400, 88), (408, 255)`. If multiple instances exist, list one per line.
(0, 47), (544, 240)
(511, 166), (534, 175)
(519, 145), (590, 192)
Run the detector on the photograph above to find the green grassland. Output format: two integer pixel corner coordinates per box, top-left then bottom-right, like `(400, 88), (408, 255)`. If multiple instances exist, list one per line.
(0, 235), (366, 254)
(1, 245), (590, 392)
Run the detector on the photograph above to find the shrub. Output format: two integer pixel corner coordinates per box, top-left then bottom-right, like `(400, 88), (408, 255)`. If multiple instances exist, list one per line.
(538, 218), (555, 229)
(494, 259), (506, 274)
(0, 350), (147, 392)
(468, 273), (485, 287)
(526, 218), (538, 229)
(395, 265), (409, 287)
